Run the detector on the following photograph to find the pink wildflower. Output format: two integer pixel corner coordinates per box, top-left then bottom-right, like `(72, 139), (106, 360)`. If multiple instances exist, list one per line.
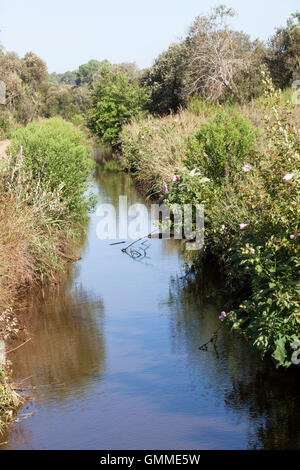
(219, 311), (226, 321)
(283, 173), (294, 182)
(243, 164), (252, 173)
(290, 235), (295, 240)
(240, 222), (250, 230)
(173, 175), (179, 182)
(162, 184), (168, 193)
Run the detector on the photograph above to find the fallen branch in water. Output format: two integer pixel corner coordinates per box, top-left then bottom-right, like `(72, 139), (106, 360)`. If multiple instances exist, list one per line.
(6, 338), (32, 355)
(121, 229), (158, 260)
(121, 229), (158, 252)
(198, 325), (222, 356)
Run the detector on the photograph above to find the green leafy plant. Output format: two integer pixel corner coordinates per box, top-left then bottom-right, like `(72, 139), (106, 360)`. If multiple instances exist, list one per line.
(8, 118), (95, 219)
(185, 110), (259, 183)
(88, 71), (149, 145)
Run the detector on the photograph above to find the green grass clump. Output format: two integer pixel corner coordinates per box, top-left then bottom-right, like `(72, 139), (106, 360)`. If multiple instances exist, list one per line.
(8, 118), (95, 219)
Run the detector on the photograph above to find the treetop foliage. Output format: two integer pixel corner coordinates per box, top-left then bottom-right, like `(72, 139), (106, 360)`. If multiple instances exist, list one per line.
(0, 5), (299, 138)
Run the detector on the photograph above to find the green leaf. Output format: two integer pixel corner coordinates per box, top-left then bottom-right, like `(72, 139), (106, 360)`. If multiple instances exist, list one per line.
(272, 336), (288, 367)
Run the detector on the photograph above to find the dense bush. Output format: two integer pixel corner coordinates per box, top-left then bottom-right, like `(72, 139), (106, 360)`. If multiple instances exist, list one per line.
(141, 42), (188, 114)
(0, 110), (17, 139)
(88, 71), (149, 145)
(0, 50), (47, 125)
(185, 110), (258, 183)
(40, 82), (90, 121)
(8, 118), (95, 218)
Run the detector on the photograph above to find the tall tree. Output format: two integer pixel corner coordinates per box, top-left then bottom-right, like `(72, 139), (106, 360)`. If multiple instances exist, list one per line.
(267, 13), (300, 89)
(184, 6), (251, 102)
(141, 42), (187, 114)
(88, 70), (149, 144)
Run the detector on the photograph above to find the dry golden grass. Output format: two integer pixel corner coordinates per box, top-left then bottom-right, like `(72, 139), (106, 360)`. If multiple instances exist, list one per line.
(121, 109), (208, 195)
(0, 194), (35, 307)
(0, 140), (10, 157)
(0, 152), (83, 319)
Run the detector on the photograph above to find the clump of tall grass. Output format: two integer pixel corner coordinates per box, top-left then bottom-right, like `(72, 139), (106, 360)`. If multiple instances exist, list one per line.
(0, 118), (95, 313)
(0, 149), (83, 310)
(121, 110), (207, 195)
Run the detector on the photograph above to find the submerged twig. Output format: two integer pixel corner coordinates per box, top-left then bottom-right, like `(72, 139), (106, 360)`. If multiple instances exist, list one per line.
(6, 338), (32, 355)
(198, 325), (222, 355)
(121, 229), (159, 260)
(121, 229), (158, 252)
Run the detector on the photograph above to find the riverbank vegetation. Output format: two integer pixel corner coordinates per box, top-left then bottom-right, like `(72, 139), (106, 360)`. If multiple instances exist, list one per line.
(121, 76), (300, 368)
(119, 8), (300, 368)
(0, 118), (94, 426)
(0, 118), (94, 311)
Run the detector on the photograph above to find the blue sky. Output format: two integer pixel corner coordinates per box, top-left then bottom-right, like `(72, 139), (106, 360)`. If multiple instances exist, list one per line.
(0, 0), (299, 73)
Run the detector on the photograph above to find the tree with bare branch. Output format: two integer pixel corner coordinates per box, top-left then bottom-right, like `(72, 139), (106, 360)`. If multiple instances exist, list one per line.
(184, 5), (252, 102)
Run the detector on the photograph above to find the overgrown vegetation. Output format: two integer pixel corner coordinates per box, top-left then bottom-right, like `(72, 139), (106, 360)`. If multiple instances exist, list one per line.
(0, 119), (94, 308)
(0, 117), (95, 422)
(8, 118), (95, 218)
(121, 75), (300, 368)
(87, 69), (149, 145)
(1, 6), (299, 145)
(142, 7), (299, 113)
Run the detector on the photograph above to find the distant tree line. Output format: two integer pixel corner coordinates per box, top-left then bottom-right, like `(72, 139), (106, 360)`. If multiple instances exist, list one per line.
(0, 5), (299, 141)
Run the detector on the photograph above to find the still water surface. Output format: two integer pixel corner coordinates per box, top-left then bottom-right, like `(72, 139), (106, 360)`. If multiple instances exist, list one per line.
(2, 167), (300, 450)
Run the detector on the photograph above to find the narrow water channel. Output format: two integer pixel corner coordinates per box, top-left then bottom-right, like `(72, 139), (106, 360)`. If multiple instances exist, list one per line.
(2, 166), (300, 450)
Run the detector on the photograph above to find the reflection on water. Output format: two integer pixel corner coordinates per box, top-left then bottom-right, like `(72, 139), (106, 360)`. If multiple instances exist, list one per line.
(169, 270), (300, 450)
(10, 276), (106, 402)
(2, 167), (300, 450)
